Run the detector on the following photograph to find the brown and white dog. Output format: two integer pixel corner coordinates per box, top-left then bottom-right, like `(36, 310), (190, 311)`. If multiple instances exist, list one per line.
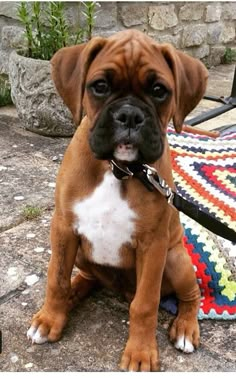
(27, 30), (208, 371)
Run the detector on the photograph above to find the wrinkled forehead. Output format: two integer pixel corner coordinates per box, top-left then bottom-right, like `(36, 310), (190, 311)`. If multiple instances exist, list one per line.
(87, 34), (174, 86)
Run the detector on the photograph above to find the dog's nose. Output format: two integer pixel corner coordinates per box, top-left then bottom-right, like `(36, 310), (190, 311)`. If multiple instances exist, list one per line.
(115, 105), (145, 130)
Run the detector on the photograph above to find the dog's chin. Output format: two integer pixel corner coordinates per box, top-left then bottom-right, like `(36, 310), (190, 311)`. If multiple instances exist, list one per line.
(113, 144), (138, 162)
(90, 139), (164, 164)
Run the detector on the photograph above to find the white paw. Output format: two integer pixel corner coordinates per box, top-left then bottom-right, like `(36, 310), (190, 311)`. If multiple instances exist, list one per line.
(175, 335), (194, 353)
(27, 325), (48, 344)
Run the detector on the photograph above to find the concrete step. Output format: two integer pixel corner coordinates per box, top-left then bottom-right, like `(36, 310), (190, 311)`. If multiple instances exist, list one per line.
(0, 104), (18, 123)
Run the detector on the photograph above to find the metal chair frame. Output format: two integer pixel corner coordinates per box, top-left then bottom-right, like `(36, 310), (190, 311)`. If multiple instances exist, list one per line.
(187, 65), (236, 127)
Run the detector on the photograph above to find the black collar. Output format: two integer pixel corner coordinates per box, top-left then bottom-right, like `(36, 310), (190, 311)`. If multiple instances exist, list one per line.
(110, 160), (155, 192)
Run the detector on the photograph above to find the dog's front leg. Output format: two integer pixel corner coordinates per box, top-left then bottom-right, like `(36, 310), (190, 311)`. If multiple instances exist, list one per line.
(27, 212), (79, 344)
(120, 238), (167, 372)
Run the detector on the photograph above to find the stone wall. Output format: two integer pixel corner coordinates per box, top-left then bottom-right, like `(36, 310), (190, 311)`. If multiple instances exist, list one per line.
(0, 1), (236, 75)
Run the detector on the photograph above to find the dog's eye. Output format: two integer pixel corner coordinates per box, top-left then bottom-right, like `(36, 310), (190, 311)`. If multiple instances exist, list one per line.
(91, 80), (110, 97)
(151, 83), (168, 101)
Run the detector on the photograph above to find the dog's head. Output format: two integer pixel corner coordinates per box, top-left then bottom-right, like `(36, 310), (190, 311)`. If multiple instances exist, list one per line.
(51, 30), (208, 164)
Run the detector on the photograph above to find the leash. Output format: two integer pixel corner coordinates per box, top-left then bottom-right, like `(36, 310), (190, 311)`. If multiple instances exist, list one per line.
(110, 159), (236, 244)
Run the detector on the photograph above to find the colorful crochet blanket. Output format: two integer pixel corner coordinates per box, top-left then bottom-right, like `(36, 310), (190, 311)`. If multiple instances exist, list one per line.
(160, 126), (236, 320)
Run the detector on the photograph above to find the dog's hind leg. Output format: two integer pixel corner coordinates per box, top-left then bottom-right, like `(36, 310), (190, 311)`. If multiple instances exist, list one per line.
(68, 270), (98, 311)
(164, 242), (201, 353)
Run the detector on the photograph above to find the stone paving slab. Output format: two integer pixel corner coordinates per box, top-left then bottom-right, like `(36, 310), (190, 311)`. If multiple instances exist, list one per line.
(0, 63), (236, 372)
(0, 216), (51, 298)
(0, 119), (68, 231)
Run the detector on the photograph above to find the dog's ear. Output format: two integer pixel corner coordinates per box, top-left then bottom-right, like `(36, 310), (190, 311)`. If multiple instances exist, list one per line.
(51, 37), (107, 126)
(161, 44), (208, 133)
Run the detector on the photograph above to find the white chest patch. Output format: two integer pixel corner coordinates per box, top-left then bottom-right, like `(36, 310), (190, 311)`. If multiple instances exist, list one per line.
(73, 172), (137, 267)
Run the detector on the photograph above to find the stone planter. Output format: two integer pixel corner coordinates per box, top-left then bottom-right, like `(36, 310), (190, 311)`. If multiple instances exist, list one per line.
(9, 50), (75, 137)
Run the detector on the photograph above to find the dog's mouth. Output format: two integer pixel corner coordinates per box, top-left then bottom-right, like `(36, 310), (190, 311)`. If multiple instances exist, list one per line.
(89, 95), (164, 164)
(113, 143), (138, 162)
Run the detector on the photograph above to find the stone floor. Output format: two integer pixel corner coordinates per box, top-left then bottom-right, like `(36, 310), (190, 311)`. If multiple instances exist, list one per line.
(0, 63), (236, 372)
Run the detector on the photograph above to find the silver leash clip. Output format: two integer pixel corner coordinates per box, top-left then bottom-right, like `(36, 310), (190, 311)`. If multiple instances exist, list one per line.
(144, 164), (174, 205)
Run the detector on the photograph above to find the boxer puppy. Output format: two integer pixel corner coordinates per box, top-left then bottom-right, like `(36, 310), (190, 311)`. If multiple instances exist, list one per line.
(27, 30), (208, 371)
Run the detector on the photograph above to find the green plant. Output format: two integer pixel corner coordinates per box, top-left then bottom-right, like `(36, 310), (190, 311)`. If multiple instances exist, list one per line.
(0, 75), (13, 107)
(82, 1), (99, 41)
(22, 205), (43, 220)
(222, 47), (236, 64)
(17, 1), (100, 60)
(18, 2), (34, 57)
